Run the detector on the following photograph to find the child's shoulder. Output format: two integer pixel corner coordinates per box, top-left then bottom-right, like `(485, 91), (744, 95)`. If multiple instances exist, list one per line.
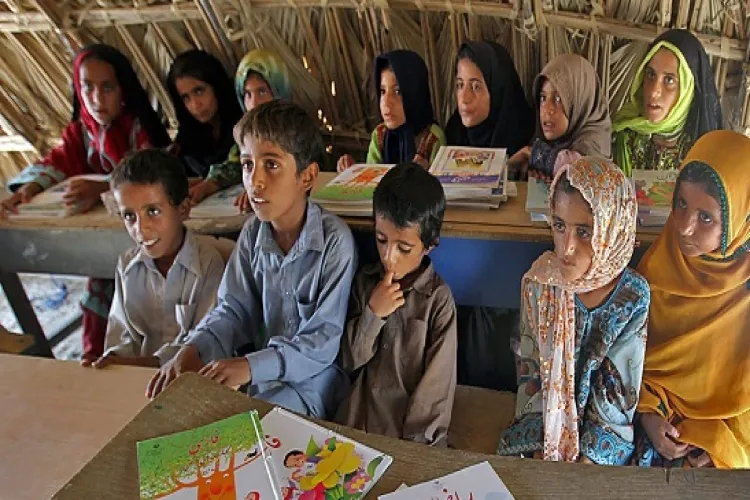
(614, 267), (651, 310)
(191, 232), (229, 269)
(314, 202), (356, 249)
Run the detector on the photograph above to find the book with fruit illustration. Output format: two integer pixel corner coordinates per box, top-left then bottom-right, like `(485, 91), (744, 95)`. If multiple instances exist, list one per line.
(632, 169), (678, 210)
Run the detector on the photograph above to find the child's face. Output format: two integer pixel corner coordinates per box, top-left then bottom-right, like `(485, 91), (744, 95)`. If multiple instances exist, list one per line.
(455, 58), (490, 128)
(79, 58), (123, 126)
(539, 80), (569, 142)
(672, 181), (722, 257)
(374, 214), (429, 281)
(240, 136), (317, 226)
(551, 189), (594, 283)
(114, 182), (189, 271)
(243, 74), (274, 111)
(379, 68), (406, 130)
(175, 76), (219, 125)
(285, 453), (306, 468)
(641, 48), (680, 124)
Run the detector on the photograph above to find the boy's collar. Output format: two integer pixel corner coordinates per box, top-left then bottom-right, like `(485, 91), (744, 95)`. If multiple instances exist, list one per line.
(255, 201), (325, 256)
(126, 228), (200, 276)
(364, 257), (437, 295)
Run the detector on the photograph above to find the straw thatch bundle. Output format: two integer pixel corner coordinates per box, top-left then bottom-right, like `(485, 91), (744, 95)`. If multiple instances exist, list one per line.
(0, 0), (748, 185)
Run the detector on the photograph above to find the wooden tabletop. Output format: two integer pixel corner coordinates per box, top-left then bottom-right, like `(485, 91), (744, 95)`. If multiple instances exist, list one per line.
(0, 174), (664, 244)
(56, 373), (750, 499)
(0, 354), (155, 500)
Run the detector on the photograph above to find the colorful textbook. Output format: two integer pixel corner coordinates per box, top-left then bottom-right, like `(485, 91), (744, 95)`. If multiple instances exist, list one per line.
(137, 408), (392, 500)
(190, 184), (246, 218)
(312, 164), (394, 216)
(429, 146), (509, 208)
(631, 169), (678, 226)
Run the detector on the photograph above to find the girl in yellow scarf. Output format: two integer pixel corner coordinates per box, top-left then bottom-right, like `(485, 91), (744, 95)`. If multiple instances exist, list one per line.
(636, 130), (750, 468)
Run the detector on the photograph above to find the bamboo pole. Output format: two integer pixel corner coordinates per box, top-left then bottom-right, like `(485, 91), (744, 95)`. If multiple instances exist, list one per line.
(297, 7), (340, 126)
(331, 10), (366, 128)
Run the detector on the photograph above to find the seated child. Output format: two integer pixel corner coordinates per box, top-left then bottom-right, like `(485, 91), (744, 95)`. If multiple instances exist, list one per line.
(337, 50), (445, 172)
(509, 54), (611, 181)
(498, 157), (650, 465)
(335, 163), (457, 446)
(82, 149), (225, 368)
(635, 130), (750, 469)
(146, 101), (358, 420)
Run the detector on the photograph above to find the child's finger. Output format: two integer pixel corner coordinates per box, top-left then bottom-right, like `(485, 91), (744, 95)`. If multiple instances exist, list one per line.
(383, 272), (394, 287)
(146, 372), (163, 398)
(198, 362), (215, 376)
(394, 296), (406, 309)
(80, 358), (93, 367)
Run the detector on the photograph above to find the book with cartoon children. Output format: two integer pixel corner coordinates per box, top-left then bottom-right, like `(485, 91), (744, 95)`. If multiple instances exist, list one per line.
(136, 408), (392, 500)
(311, 164), (395, 216)
(190, 184), (247, 218)
(631, 169), (678, 226)
(378, 461), (514, 500)
(428, 146), (509, 206)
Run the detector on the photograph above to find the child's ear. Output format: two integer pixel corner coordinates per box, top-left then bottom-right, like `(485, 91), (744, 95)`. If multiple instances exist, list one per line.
(178, 198), (191, 221)
(300, 162), (319, 192)
(425, 238), (439, 255)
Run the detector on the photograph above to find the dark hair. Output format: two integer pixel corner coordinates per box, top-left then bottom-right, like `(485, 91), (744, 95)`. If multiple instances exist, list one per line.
(74, 44), (170, 147)
(373, 162), (446, 247)
(283, 450), (304, 466)
(167, 50), (242, 157)
(110, 149), (189, 207)
(552, 172), (590, 211)
(674, 161), (722, 209)
(233, 100), (324, 174)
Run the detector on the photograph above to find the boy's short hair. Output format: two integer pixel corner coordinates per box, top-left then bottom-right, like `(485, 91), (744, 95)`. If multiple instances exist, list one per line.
(110, 149), (188, 207)
(233, 100), (324, 174)
(373, 162), (446, 247)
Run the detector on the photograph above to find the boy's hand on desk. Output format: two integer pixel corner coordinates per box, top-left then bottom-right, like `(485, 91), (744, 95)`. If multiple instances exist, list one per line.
(199, 357), (251, 387)
(62, 179), (108, 213)
(233, 190), (252, 214)
(146, 345), (204, 399)
(189, 179), (220, 205)
(368, 272), (405, 318)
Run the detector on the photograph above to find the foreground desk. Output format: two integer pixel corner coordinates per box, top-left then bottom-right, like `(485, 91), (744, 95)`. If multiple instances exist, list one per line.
(56, 373), (750, 499)
(0, 354), (155, 500)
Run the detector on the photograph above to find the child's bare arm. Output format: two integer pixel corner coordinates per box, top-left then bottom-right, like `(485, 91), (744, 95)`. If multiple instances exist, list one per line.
(402, 289), (458, 446)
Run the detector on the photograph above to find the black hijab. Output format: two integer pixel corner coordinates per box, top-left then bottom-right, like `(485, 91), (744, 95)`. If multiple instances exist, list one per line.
(167, 49), (243, 176)
(374, 50), (435, 164)
(445, 41), (534, 155)
(651, 29), (723, 139)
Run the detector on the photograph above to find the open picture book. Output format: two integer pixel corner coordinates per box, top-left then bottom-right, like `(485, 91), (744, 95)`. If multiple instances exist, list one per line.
(137, 408), (392, 500)
(10, 174), (109, 218)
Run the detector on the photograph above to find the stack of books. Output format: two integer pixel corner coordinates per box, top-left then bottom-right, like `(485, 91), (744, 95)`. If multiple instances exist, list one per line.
(428, 146), (509, 209)
(632, 169), (678, 227)
(525, 177), (551, 222)
(311, 164), (394, 216)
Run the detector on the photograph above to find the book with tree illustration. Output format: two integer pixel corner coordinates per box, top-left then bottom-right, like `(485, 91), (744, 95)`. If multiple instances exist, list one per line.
(261, 407), (392, 500)
(632, 169), (678, 211)
(312, 164), (394, 205)
(137, 411), (281, 500)
(379, 461), (513, 500)
(429, 146), (506, 187)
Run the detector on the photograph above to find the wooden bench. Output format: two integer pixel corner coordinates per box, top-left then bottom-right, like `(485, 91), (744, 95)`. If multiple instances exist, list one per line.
(449, 384), (516, 454)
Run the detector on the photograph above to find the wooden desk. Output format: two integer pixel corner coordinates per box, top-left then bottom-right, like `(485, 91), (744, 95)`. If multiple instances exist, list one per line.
(56, 373), (750, 499)
(0, 354), (155, 500)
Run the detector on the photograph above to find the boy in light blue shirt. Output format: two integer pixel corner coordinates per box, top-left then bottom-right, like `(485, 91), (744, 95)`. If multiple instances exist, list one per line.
(147, 101), (357, 418)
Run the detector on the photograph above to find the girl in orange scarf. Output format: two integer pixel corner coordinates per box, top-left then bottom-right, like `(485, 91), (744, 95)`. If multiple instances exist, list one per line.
(636, 130), (750, 468)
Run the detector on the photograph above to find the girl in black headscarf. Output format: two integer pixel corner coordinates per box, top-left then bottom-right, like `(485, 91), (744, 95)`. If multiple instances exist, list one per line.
(337, 49), (444, 171)
(166, 50), (242, 197)
(612, 29), (723, 176)
(445, 41), (534, 156)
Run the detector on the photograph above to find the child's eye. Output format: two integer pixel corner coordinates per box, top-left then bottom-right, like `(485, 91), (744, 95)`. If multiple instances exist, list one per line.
(397, 245), (412, 254)
(699, 211), (714, 224)
(645, 68), (656, 80)
(376, 237), (387, 245)
(148, 207), (161, 217)
(455, 81), (464, 91)
(576, 227), (592, 240)
(676, 197), (687, 210)
(539, 94), (546, 103)
(394, 88), (402, 96)
(552, 220), (565, 232)
(265, 160), (279, 170)
(471, 81), (481, 92)
(259, 88), (269, 96)
(195, 87), (205, 96)
(122, 212), (135, 223)
(554, 95), (562, 104)
(665, 75), (676, 86)
(242, 160), (254, 172)
(379, 88), (386, 96)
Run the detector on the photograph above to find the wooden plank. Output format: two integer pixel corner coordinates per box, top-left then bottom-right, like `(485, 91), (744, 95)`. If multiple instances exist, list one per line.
(0, 354), (155, 500)
(55, 373), (750, 499)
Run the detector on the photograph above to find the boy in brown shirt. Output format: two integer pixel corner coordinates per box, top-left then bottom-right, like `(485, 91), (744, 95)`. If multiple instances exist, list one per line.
(336, 162), (457, 446)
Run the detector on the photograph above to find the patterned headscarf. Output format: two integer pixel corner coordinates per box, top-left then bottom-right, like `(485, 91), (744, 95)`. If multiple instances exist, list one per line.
(234, 49), (291, 111)
(522, 156), (638, 461)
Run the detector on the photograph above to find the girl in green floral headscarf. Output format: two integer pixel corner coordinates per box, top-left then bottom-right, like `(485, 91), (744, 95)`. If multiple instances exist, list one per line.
(612, 29), (722, 177)
(190, 49), (291, 210)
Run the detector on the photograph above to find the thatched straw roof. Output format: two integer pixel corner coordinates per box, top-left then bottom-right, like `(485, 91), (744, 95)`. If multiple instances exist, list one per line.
(1, 0), (748, 185)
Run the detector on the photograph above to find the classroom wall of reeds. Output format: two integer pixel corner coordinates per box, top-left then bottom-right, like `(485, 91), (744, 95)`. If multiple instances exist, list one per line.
(1, 0), (749, 185)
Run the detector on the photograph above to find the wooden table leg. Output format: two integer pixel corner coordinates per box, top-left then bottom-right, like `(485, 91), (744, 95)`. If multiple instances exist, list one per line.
(0, 272), (54, 358)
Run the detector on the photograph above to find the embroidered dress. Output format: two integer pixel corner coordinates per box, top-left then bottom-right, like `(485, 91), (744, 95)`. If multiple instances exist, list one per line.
(497, 157), (649, 464)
